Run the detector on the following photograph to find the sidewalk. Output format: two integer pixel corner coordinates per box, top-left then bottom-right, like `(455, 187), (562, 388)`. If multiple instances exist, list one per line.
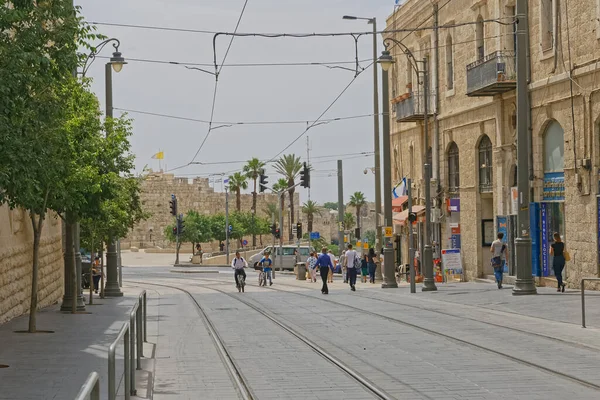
(0, 286), (156, 400)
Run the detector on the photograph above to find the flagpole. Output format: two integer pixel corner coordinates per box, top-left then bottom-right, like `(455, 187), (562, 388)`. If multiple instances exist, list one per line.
(159, 149), (162, 172)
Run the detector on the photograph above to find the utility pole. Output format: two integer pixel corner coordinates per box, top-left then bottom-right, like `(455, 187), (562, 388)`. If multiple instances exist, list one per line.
(225, 187), (230, 265)
(408, 178), (416, 293)
(422, 57), (437, 292)
(174, 215), (180, 266)
(307, 136), (311, 250)
(513, 0), (537, 295)
(371, 18), (383, 256)
(337, 160), (345, 256)
(432, 3), (441, 257)
(279, 191), (284, 273)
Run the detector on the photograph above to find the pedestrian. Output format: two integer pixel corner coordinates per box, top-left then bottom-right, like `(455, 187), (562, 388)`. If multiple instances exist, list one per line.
(317, 247), (334, 294)
(196, 243), (203, 264)
(345, 244), (358, 291)
(259, 252), (274, 286)
(231, 251), (248, 289)
(327, 249), (336, 283)
(360, 253), (369, 283)
(91, 257), (102, 294)
(219, 242), (225, 252)
(340, 250), (348, 283)
(306, 252), (318, 282)
(367, 248), (377, 283)
(550, 232), (567, 292)
(490, 232), (507, 289)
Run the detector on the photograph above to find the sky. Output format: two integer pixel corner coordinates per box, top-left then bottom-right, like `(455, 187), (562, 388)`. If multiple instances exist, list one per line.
(76, 0), (397, 205)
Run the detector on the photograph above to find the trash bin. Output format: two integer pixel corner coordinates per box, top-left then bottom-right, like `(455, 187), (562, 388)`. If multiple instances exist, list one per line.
(296, 262), (307, 281)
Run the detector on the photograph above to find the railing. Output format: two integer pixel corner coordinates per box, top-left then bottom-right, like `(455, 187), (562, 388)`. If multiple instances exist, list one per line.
(395, 89), (437, 121)
(581, 278), (600, 328)
(108, 322), (130, 400)
(74, 372), (100, 400)
(466, 50), (516, 95)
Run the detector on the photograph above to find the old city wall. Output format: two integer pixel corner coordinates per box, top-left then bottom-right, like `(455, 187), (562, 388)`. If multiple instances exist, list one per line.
(124, 172), (299, 251)
(0, 205), (63, 324)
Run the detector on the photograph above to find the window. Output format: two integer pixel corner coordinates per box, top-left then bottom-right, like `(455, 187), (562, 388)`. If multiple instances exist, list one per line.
(540, 0), (554, 51)
(478, 135), (493, 192)
(448, 142), (459, 193)
(543, 121), (564, 172)
(406, 51), (413, 92)
(476, 15), (484, 60)
(446, 35), (454, 90)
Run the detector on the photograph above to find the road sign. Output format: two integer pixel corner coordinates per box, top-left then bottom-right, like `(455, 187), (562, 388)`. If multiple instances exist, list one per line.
(228, 225), (233, 232)
(242, 239), (248, 246)
(310, 232), (320, 240)
(364, 242), (369, 249)
(292, 226), (297, 235)
(384, 226), (393, 238)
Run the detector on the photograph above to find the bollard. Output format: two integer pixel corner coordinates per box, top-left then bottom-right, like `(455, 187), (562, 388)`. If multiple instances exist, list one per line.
(129, 303), (138, 395)
(580, 278), (600, 328)
(74, 371), (100, 400)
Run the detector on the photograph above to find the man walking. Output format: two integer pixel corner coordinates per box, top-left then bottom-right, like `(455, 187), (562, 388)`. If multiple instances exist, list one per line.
(340, 250), (348, 283)
(317, 248), (334, 294)
(490, 232), (507, 289)
(345, 245), (358, 291)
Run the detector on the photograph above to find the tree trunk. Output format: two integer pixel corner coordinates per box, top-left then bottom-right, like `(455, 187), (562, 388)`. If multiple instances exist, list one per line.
(308, 215), (313, 233)
(236, 190), (241, 211)
(288, 187), (295, 241)
(28, 212), (44, 333)
(68, 221), (77, 313)
(252, 178), (257, 247)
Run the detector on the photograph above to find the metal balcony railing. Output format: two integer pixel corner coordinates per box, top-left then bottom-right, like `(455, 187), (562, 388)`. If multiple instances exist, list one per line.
(395, 90), (436, 122)
(466, 50), (516, 96)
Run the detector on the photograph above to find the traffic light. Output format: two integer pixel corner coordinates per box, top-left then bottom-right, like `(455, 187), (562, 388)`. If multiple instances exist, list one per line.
(259, 169), (269, 193)
(300, 162), (310, 188)
(172, 226), (177, 236)
(270, 223), (277, 235)
(169, 195), (177, 216)
(408, 212), (417, 223)
(355, 227), (360, 239)
(274, 228), (281, 239)
(177, 216), (185, 235)
(296, 222), (302, 239)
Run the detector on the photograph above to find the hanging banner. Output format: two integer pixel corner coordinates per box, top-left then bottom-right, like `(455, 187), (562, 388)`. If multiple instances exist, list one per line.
(541, 203), (549, 277)
(530, 202), (541, 277)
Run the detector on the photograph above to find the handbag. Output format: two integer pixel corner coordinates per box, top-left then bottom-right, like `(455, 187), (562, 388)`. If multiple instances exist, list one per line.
(563, 250), (571, 262)
(354, 257), (361, 269)
(491, 256), (502, 268)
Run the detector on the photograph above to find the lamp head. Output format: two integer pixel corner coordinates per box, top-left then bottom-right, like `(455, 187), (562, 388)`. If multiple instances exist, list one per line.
(110, 50), (127, 73)
(379, 50), (395, 72)
(342, 15), (358, 20)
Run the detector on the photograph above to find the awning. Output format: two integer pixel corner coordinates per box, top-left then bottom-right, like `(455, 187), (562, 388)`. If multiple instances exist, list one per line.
(393, 205), (426, 224)
(392, 196), (408, 211)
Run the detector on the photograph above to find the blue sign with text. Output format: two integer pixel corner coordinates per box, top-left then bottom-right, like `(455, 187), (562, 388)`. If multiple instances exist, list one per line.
(310, 232), (320, 240)
(541, 203), (549, 277)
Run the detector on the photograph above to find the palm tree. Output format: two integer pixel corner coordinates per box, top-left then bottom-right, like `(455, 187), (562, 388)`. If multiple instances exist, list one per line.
(227, 172), (248, 211)
(343, 212), (356, 231)
(243, 157), (265, 246)
(263, 202), (279, 220)
(274, 154), (302, 240)
(302, 200), (321, 233)
(272, 178), (288, 241)
(348, 191), (367, 235)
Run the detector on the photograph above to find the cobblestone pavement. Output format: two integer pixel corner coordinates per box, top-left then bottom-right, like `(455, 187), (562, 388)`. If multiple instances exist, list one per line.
(125, 267), (600, 400)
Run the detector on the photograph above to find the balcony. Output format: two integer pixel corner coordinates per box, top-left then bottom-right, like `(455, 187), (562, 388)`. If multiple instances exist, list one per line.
(393, 90), (436, 122)
(466, 51), (516, 97)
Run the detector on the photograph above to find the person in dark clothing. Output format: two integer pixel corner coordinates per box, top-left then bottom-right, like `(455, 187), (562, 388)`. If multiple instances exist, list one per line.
(550, 232), (566, 292)
(317, 247), (334, 294)
(367, 248), (377, 283)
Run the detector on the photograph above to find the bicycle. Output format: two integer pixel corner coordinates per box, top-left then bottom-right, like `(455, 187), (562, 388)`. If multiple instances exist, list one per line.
(236, 272), (246, 293)
(258, 269), (267, 287)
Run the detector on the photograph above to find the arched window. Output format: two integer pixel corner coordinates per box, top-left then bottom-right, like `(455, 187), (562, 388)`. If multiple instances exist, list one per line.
(478, 135), (493, 192)
(448, 142), (459, 193)
(446, 35), (454, 90)
(544, 121), (564, 172)
(476, 15), (484, 60)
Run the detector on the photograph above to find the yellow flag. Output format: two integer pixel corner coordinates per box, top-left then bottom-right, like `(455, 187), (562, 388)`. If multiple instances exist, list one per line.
(152, 151), (164, 160)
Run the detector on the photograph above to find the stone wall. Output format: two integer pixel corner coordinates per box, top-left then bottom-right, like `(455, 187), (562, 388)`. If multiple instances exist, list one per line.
(0, 205), (63, 324)
(123, 172), (299, 251)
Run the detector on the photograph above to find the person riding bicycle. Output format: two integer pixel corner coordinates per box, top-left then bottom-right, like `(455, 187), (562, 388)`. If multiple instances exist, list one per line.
(231, 251), (247, 288)
(259, 252), (273, 286)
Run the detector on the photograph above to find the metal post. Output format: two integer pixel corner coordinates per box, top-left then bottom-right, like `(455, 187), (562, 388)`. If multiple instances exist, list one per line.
(582, 279), (586, 328)
(225, 187), (230, 265)
(432, 3), (442, 259)
(408, 179), (416, 293)
(74, 223), (85, 309)
(422, 58), (437, 292)
(129, 306), (137, 395)
(137, 306), (143, 364)
(60, 222), (75, 311)
(337, 160), (344, 256)
(143, 291), (147, 341)
(105, 62), (123, 297)
(371, 18), (383, 255)
(512, 0), (537, 295)
(175, 214), (180, 266)
(117, 240), (122, 287)
(381, 64), (398, 289)
(279, 191), (284, 273)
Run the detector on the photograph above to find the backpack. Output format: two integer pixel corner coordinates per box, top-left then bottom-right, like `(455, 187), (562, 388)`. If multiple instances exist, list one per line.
(353, 256), (361, 269)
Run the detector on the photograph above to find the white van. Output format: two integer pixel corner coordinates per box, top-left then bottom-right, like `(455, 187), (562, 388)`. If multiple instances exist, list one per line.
(249, 245), (312, 271)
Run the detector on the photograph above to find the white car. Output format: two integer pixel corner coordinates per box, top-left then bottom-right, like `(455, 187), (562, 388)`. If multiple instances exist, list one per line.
(249, 245), (313, 271)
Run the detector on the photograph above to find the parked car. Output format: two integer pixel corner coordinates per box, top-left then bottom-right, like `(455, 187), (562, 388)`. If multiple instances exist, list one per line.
(249, 245), (313, 271)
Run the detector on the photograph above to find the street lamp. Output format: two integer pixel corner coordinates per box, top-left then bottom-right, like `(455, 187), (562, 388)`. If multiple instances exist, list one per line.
(343, 15), (383, 256)
(379, 38), (437, 291)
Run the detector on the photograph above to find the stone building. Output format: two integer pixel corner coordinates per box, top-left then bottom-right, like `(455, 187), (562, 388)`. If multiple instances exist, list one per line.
(386, 0), (600, 286)
(123, 171), (299, 251)
(0, 205), (63, 324)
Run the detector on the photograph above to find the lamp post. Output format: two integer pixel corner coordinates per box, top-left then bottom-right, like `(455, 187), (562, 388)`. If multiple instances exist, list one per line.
(379, 38), (436, 291)
(343, 15), (382, 253)
(100, 40), (127, 297)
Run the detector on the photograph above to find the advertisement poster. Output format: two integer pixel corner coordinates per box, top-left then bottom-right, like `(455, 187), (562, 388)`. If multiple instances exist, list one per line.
(511, 187), (518, 215)
(441, 249), (463, 275)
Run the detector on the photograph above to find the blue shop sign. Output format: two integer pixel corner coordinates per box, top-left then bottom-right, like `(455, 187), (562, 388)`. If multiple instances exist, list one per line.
(543, 172), (565, 201)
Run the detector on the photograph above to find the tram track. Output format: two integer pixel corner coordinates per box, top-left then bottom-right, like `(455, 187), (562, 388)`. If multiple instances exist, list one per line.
(129, 278), (395, 400)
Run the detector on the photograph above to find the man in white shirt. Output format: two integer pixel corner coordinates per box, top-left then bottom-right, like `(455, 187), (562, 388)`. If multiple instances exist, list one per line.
(231, 251), (248, 289)
(345, 245), (358, 291)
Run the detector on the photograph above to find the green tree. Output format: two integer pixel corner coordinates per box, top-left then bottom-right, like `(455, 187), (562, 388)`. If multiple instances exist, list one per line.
(262, 202), (279, 220)
(209, 214), (227, 243)
(272, 178), (288, 242)
(0, 1), (100, 331)
(274, 154), (302, 240)
(243, 157), (264, 246)
(343, 212), (356, 231)
(181, 211), (213, 254)
(227, 172), (248, 212)
(323, 202), (338, 210)
(302, 200), (321, 233)
(364, 230), (376, 247)
(349, 192), (367, 235)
